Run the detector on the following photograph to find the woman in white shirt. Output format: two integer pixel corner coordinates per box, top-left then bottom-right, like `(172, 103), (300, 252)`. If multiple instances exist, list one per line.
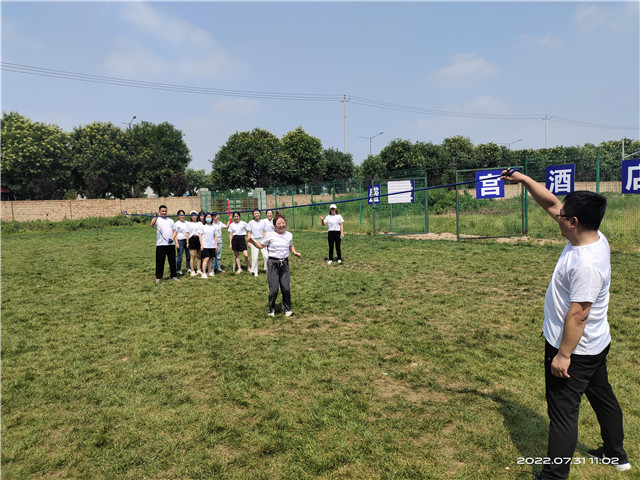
(210, 213), (226, 274)
(199, 212), (218, 279)
(247, 209), (268, 277)
(174, 210), (189, 275)
(248, 213), (301, 316)
(319, 204), (344, 264)
(264, 209), (275, 235)
(228, 212), (251, 274)
(186, 211), (203, 276)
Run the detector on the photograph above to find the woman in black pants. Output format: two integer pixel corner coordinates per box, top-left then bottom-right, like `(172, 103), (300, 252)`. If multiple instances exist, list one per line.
(319, 204), (344, 264)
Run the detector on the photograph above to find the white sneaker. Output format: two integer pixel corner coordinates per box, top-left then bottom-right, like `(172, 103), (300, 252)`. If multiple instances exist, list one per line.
(201, 273), (208, 279)
(155, 278), (161, 283)
(236, 269), (242, 274)
(191, 271), (197, 277)
(327, 260), (333, 264)
(177, 270), (183, 275)
(196, 269), (202, 274)
(267, 311), (275, 317)
(337, 260), (342, 264)
(172, 277), (180, 282)
(218, 268), (224, 273)
(285, 311), (293, 317)
(254, 272), (259, 277)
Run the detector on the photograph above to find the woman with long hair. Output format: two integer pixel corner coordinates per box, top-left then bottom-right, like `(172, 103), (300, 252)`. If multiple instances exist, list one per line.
(228, 212), (251, 274)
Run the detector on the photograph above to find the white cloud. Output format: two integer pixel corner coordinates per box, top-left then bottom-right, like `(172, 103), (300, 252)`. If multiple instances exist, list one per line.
(574, 3), (639, 32)
(431, 53), (497, 82)
(106, 3), (249, 80)
(213, 98), (261, 116)
(521, 33), (564, 49)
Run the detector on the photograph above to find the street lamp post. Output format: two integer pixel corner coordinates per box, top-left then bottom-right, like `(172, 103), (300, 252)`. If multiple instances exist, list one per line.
(623, 150), (640, 159)
(359, 131), (384, 155)
(123, 115), (137, 129)
(500, 139), (522, 149)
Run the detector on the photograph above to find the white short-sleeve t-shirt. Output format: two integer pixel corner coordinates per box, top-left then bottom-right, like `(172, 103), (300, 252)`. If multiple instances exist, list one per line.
(543, 232), (611, 355)
(324, 214), (344, 232)
(229, 221), (248, 236)
(261, 231), (293, 259)
(248, 219), (268, 238)
(154, 217), (176, 246)
(186, 221), (203, 239)
(174, 220), (189, 240)
(201, 223), (218, 248)
(212, 221), (226, 243)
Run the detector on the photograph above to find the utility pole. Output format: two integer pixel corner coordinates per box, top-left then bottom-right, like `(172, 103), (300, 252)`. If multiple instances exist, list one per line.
(342, 95), (350, 153)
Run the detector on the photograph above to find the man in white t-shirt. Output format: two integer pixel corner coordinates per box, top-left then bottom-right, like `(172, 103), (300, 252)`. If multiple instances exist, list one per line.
(247, 209), (268, 277)
(150, 205), (179, 283)
(501, 170), (630, 479)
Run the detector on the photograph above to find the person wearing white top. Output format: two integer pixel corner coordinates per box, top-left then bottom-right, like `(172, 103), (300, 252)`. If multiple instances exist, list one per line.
(247, 209), (269, 277)
(210, 213), (227, 273)
(264, 209), (275, 234)
(228, 212), (251, 274)
(501, 169), (630, 479)
(248, 213), (300, 316)
(174, 210), (189, 275)
(199, 213), (218, 279)
(150, 205), (179, 283)
(319, 204), (344, 264)
(186, 211), (203, 276)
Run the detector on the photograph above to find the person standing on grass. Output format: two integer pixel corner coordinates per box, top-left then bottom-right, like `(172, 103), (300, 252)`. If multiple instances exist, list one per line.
(150, 205), (179, 283)
(211, 213), (226, 274)
(319, 204), (344, 264)
(501, 169), (631, 480)
(174, 210), (189, 275)
(247, 209), (268, 277)
(199, 212), (217, 279)
(264, 209), (275, 235)
(248, 213), (300, 317)
(186, 211), (203, 276)
(228, 212), (250, 274)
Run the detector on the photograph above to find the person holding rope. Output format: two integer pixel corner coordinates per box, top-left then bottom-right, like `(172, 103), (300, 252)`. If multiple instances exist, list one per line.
(319, 204), (344, 264)
(186, 211), (203, 276)
(211, 212), (226, 274)
(228, 212), (251, 274)
(247, 209), (269, 277)
(501, 169), (631, 479)
(150, 205), (179, 283)
(199, 212), (218, 279)
(174, 209), (189, 275)
(248, 213), (300, 316)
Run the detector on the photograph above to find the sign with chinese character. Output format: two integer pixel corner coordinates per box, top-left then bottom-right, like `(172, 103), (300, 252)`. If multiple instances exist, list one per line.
(368, 184), (381, 204)
(622, 158), (640, 194)
(475, 170), (504, 199)
(546, 164), (575, 195)
(388, 180), (414, 204)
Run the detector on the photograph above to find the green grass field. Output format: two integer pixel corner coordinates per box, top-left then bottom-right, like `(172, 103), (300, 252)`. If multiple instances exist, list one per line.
(2, 224), (639, 479)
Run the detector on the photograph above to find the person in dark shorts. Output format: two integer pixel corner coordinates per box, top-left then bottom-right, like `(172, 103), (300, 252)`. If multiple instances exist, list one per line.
(228, 212), (250, 274)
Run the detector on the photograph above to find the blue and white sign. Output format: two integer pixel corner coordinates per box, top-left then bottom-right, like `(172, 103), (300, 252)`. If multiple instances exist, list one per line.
(368, 184), (381, 204)
(388, 180), (414, 204)
(622, 158), (640, 194)
(475, 170), (504, 199)
(546, 164), (575, 195)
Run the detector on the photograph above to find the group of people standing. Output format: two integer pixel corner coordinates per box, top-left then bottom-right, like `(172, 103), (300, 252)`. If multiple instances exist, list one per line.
(152, 205), (343, 316)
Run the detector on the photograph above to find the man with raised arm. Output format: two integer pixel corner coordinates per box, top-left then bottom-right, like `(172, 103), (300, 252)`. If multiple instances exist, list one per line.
(501, 169), (630, 479)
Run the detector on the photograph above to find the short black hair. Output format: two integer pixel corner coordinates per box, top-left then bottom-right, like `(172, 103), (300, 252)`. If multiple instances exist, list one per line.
(159, 205), (168, 210)
(177, 209), (185, 215)
(563, 191), (607, 231)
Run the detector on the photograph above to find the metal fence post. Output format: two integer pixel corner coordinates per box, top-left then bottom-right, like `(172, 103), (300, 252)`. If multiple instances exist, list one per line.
(596, 152), (600, 194)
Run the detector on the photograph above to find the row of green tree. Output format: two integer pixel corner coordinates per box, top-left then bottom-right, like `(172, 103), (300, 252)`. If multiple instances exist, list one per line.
(1, 112), (192, 200)
(2, 111), (638, 200)
(359, 136), (640, 186)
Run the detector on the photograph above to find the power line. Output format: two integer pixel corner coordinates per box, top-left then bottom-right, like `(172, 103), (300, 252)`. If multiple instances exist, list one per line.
(2, 62), (638, 130)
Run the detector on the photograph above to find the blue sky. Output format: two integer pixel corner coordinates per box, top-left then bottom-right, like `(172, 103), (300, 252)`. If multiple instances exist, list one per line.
(2, 1), (639, 173)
